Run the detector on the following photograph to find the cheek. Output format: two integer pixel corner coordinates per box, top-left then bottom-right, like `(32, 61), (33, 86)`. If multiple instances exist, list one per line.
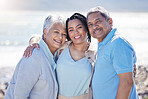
(63, 37), (66, 41)
(83, 31), (88, 37)
(81, 29), (87, 35)
(68, 33), (73, 39)
(46, 34), (55, 41)
(45, 34), (50, 40)
(89, 29), (93, 35)
(50, 33), (57, 38)
(46, 37), (52, 43)
(62, 38), (66, 44)
(103, 23), (110, 29)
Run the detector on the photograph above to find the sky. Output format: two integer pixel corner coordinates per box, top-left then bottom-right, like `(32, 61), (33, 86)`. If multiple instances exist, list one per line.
(0, 0), (148, 12)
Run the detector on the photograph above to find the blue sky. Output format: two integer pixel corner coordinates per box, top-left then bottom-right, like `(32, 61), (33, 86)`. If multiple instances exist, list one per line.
(1, 0), (148, 12)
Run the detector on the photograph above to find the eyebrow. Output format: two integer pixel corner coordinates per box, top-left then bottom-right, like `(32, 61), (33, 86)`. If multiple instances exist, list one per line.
(96, 18), (101, 21)
(68, 27), (73, 30)
(68, 24), (82, 29)
(76, 24), (82, 28)
(87, 18), (101, 24)
(54, 29), (66, 34)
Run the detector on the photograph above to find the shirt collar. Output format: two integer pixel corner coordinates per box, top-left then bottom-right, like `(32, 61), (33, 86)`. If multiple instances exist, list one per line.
(39, 39), (56, 70)
(98, 28), (117, 46)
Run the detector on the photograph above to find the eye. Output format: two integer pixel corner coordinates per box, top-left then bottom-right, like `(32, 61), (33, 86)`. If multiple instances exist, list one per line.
(88, 23), (92, 28)
(68, 29), (73, 32)
(96, 20), (102, 24)
(78, 26), (82, 28)
(62, 34), (67, 37)
(54, 31), (59, 33)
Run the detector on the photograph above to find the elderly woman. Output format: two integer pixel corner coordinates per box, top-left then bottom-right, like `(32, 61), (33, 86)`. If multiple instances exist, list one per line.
(4, 15), (67, 99)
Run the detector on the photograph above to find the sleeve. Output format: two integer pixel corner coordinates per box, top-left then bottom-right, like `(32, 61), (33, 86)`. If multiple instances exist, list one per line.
(14, 56), (41, 99)
(112, 38), (136, 74)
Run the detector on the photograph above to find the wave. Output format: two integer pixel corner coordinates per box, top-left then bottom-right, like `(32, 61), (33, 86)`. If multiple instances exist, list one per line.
(0, 40), (27, 46)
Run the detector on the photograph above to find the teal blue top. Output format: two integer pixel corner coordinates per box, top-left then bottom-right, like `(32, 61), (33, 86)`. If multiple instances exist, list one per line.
(56, 45), (93, 97)
(92, 28), (139, 99)
(39, 39), (56, 70)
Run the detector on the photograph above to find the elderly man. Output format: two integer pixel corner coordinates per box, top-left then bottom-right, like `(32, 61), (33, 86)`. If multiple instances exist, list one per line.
(87, 6), (139, 99)
(4, 15), (67, 99)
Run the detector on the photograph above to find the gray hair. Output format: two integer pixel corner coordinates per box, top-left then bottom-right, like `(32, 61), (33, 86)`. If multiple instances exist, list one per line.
(87, 6), (110, 21)
(43, 15), (66, 33)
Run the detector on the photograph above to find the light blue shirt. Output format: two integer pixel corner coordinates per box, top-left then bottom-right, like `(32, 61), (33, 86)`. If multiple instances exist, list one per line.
(92, 28), (139, 99)
(4, 39), (58, 99)
(39, 39), (56, 70)
(56, 46), (93, 97)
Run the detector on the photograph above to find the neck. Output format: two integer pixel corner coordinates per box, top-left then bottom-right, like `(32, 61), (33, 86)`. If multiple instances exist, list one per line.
(71, 41), (89, 52)
(98, 28), (112, 43)
(45, 42), (56, 55)
(49, 48), (56, 55)
(42, 39), (56, 55)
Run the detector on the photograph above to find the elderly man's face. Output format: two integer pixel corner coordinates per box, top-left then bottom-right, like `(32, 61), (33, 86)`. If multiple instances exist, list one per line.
(44, 22), (66, 52)
(87, 12), (112, 42)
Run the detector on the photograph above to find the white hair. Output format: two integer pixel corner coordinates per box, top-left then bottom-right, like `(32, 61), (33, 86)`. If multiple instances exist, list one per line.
(43, 15), (66, 33)
(87, 6), (110, 21)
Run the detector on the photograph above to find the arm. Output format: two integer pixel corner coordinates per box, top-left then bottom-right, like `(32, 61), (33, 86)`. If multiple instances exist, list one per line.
(112, 39), (136, 99)
(14, 56), (40, 99)
(116, 72), (134, 99)
(23, 43), (39, 58)
(133, 64), (136, 77)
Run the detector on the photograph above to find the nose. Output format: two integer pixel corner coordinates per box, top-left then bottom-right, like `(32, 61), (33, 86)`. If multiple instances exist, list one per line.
(93, 24), (98, 30)
(74, 29), (79, 34)
(58, 33), (62, 39)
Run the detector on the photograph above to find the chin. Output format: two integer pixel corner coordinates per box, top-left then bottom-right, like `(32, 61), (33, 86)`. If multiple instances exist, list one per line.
(92, 35), (98, 39)
(55, 44), (63, 49)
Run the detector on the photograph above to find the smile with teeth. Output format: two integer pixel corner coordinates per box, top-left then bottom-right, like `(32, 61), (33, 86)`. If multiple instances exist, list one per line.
(74, 35), (81, 39)
(54, 39), (62, 44)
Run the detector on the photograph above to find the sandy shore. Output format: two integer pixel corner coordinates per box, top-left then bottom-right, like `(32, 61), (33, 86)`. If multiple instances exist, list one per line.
(0, 65), (148, 99)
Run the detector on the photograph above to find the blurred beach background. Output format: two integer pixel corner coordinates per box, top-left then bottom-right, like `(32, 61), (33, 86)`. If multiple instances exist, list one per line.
(0, 0), (148, 98)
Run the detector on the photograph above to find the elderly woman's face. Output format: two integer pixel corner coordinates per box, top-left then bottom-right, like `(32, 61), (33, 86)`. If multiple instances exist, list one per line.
(44, 22), (66, 51)
(67, 19), (87, 44)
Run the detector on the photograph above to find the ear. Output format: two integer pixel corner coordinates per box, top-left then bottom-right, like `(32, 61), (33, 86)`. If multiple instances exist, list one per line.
(108, 18), (113, 26)
(43, 29), (47, 39)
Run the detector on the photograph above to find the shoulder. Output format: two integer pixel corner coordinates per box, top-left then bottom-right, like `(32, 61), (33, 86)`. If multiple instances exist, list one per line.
(59, 41), (71, 50)
(111, 34), (131, 48)
(110, 34), (135, 56)
(20, 48), (46, 68)
(28, 48), (45, 60)
(85, 49), (96, 66)
(56, 41), (71, 58)
(58, 41), (71, 52)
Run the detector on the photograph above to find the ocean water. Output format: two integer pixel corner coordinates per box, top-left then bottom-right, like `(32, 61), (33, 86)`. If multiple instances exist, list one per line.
(0, 11), (148, 69)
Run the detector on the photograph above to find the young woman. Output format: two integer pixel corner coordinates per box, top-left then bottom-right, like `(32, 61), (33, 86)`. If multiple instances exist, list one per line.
(56, 13), (94, 99)
(4, 15), (67, 99)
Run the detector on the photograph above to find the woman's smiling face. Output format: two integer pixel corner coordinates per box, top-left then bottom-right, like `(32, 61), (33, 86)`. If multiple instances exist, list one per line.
(44, 22), (66, 52)
(67, 19), (88, 44)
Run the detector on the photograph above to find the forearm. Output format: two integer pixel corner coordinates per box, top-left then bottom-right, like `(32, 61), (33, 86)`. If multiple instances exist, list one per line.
(116, 76), (134, 99)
